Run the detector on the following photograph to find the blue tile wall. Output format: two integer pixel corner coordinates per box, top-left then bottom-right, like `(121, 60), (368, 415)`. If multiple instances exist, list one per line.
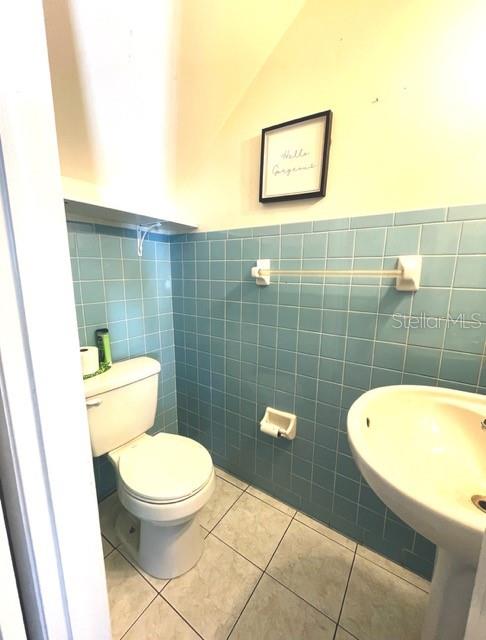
(68, 222), (178, 500)
(171, 203), (486, 579)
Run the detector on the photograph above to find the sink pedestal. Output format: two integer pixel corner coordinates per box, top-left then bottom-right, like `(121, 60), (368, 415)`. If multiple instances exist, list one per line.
(422, 548), (475, 640)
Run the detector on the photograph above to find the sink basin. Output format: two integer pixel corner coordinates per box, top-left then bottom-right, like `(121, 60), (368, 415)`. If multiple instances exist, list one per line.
(348, 385), (486, 640)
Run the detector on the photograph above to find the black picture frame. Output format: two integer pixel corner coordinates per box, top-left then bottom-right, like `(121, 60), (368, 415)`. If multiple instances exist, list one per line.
(259, 110), (332, 203)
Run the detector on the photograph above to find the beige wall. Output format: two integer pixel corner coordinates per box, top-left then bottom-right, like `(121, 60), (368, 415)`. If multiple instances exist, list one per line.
(45, 1), (486, 231)
(174, 0), (486, 230)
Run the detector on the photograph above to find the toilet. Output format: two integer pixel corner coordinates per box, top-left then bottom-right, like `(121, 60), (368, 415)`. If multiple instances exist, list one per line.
(84, 356), (215, 579)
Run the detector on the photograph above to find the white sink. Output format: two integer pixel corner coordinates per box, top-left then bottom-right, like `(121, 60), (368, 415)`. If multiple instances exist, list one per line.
(348, 385), (486, 640)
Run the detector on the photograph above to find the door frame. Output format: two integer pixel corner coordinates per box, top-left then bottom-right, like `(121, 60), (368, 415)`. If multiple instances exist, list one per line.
(0, 1), (111, 637)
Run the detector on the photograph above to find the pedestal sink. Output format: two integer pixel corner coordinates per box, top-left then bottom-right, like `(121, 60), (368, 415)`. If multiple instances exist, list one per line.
(347, 385), (486, 640)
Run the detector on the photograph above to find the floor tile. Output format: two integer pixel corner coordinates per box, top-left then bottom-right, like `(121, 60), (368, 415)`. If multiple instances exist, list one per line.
(357, 545), (430, 592)
(295, 512), (357, 551)
(102, 536), (114, 557)
(123, 596), (199, 639)
(118, 544), (169, 592)
(213, 492), (291, 569)
(340, 556), (428, 640)
(198, 476), (243, 530)
(104, 549), (156, 639)
(163, 533), (261, 640)
(99, 492), (126, 546)
(247, 485), (297, 517)
(215, 466), (249, 490)
(335, 627), (357, 640)
(267, 519), (354, 621)
(230, 574), (335, 640)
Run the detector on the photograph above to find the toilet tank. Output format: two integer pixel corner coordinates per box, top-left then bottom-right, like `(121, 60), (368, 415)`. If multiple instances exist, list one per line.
(84, 356), (161, 457)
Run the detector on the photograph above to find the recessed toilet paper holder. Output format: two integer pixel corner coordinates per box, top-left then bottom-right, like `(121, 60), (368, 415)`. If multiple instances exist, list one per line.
(260, 407), (297, 440)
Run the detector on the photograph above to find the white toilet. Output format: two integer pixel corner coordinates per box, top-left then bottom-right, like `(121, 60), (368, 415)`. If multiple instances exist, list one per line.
(84, 356), (215, 578)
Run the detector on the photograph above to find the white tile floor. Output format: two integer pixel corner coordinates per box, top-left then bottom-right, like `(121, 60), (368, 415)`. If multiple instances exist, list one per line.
(99, 468), (431, 640)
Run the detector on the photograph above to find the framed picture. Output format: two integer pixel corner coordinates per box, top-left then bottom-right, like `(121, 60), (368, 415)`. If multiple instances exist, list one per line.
(259, 110), (332, 203)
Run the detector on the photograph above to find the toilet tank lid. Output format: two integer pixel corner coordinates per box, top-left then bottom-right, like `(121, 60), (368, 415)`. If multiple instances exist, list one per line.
(84, 356), (161, 398)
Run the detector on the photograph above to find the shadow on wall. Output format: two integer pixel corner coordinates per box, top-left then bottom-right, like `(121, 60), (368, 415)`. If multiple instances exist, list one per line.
(43, 0), (99, 183)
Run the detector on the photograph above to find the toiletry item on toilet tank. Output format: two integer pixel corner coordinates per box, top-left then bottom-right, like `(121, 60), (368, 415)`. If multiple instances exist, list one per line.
(95, 328), (112, 366)
(80, 346), (99, 377)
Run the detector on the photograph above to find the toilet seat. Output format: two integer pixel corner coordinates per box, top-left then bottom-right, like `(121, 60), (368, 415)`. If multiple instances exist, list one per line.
(118, 433), (213, 505)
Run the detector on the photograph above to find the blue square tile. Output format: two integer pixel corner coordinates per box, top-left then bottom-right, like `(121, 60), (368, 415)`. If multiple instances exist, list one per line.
(102, 259), (123, 280)
(83, 303), (107, 326)
(318, 358), (343, 384)
(385, 226), (420, 256)
(328, 231), (354, 257)
(297, 353), (319, 378)
(407, 318), (445, 348)
(124, 280), (142, 300)
(277, 328), (297, 351)
(210, 240), (225, 260)
(349, 286), (380, 313)
(226, 239), (242, 260)
(459, 220), (486, 254)
(454, 256), (486, 288)
(450, 290), (486, 323)
(106, 301), (126, 323)
(278, 306), (299, 329)
(299, 308), (322, 332)
(444, 320), (486, 355)
(242, 238), (259, 259)
(373, 342), (404, 370)
(420, 222), (461, 254)
(81, 281), (105, 304)
(394, 208), (446, 226)
(343, 362), (371, 389)
(375, 314), (407, 343)
(350, 213), (393, 229)
(100, 236), (121, 258)
(261, 236), (280, 259)
(324, 285), (349, 311)
(321, 334), (345, 359)
(281, 235), (303, 259)
(345, 338), (374, 365)
(404, 346), (440, 377)
(122, 237), (138, 259)
(297, 331), (320, 355)
(347, 312), (376, 340)
(79, 258), (103, 281)
(448, 203), (486, 221)
(355, 228), (385, 257)
(124, 259), (141, 279)
(420, 257), (455, 287)
(313, 218), (349, 232)
(322, 309), (348, 336)
(77, 233), (101, 257)
(300, 284), (324, 308)
(303, 233), (327, 258)
(411, 288), (450, 317)
(440, 351), (481, 385)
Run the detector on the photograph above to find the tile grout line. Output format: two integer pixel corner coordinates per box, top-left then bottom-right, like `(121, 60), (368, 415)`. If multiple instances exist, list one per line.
(158, 594), (205, 639)
(213, 475), (430, 587)
(119, 592), (159, 639)
(332, 549), (357, 639)
(224, 509), (297, 639)
(207, 488), (246, 534)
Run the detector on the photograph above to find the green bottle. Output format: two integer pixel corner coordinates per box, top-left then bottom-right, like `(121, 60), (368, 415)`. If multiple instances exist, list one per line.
(95, 328), (112, 367)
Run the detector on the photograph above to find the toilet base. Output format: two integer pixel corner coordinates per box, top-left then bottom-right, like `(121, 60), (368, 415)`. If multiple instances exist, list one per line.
(115, 509), (204, 579)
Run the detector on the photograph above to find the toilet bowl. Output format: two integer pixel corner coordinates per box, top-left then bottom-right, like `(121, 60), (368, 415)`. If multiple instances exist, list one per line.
(110, 432), (215, 578)
(84, 356), (214, 578)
